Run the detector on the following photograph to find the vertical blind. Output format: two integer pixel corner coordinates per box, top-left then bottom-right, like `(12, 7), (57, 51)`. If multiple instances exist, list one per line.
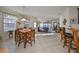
(3, 14), (17, 32)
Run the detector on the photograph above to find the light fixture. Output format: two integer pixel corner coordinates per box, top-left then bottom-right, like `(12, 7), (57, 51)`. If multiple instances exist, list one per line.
(21, 6), (26, 22)
(21, 18), (26, 21)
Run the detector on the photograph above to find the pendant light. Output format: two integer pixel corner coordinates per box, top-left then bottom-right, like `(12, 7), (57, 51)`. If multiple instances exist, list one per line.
(21, 6), (26, 21)
(21, 18), (26, 21)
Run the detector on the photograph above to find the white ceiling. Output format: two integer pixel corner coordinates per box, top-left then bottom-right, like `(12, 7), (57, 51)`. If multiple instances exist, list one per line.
(2, 6), (66, 17)
(0, 6), (79, 22)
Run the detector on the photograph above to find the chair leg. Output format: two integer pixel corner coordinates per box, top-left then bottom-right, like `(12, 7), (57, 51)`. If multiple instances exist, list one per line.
(76, 49), (79, 53)
(60, 32), (63, 42)
(30, 42), (32, 46)
(15, 40), (17, 45)
(60, 37), (63, 42)
(9, 34), (13, 38)
(30, 41), (32, 46)
(15, 37), (17, 44)
(63, 37), (67, 48)
(60, 35), (62, 41)
(24, 41), (27, 48)
(15, 34), (17, 44)
(18, 38), (21, 47)
(18, 42), (20, 46)
(33, 38), (35, 44)
(29, 38), (32, 46)
(67, 39), (72, 53)
(9, 34), (10, 38)
(34, 39), (35, 44)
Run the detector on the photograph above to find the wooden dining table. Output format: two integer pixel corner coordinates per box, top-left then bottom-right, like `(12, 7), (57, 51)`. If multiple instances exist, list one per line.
(19, 29), (31, 33)
(18, 28), (32, 40)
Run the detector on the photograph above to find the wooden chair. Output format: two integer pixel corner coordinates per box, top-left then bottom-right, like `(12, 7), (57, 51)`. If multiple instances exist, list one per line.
(60, 27), (66, 41)
(64, 32), (73, 53)
(71, 28), (79, 53)
(29, 28), (35, 43)
(18, 31), (25, 47)
(60, 27), (73, 53)
(15, 29), (20, 44)
(9, 30), (13, 38)
(31, 29), (35, 43)
(24, 30), (33, 48)
(15, 28), (23, 44)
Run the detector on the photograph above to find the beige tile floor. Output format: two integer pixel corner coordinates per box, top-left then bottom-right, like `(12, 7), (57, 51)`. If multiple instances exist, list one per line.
(0, 33), (75, 53)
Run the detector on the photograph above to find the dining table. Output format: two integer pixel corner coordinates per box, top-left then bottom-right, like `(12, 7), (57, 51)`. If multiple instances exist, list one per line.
(18, 28), (32, 40)
(19, 28), (31, 33)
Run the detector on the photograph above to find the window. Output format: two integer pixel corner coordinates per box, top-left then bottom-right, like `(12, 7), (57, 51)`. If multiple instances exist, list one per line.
(24, 20), (29, 28)
(3, 14), (17, 32)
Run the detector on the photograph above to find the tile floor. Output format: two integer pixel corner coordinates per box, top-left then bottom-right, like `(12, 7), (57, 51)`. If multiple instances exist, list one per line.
(0, 32), (75, 53)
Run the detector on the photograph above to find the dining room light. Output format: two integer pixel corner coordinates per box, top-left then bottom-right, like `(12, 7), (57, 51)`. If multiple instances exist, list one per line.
(21, 6), (26, 22)
(21, 18), (26, 21)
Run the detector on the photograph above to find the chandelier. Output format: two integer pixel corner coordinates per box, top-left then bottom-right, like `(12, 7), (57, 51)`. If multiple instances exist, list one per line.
(21, 18), (26, 21)
(21, 6), (26, 22)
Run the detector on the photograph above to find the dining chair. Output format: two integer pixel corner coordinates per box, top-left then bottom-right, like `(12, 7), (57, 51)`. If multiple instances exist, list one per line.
(29, 28), (35, 43)
(60, 27), (73, 53)
(64, 32), (73, 53)
(71, 28), (79, 53)
(15, 28), (23, 45)
(15, 29), (20, 44)
(60, 27), (67, 42)
(31, 29), (35, 43)
(24, 30), (33, 48)
(18, 31), (25, 47)
(9, 30), (13, 38)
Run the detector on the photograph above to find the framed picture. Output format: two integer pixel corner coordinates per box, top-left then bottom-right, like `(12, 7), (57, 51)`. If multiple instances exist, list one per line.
(63, 18), (67, 25)
(70, 18), (77, 24)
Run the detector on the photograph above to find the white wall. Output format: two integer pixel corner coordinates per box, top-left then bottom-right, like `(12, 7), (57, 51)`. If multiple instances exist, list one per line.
(0, 12), (3, 36)
(69, 7), (79, 29)
(59, 7), (69, 27)
(59, 7), (78, 28)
